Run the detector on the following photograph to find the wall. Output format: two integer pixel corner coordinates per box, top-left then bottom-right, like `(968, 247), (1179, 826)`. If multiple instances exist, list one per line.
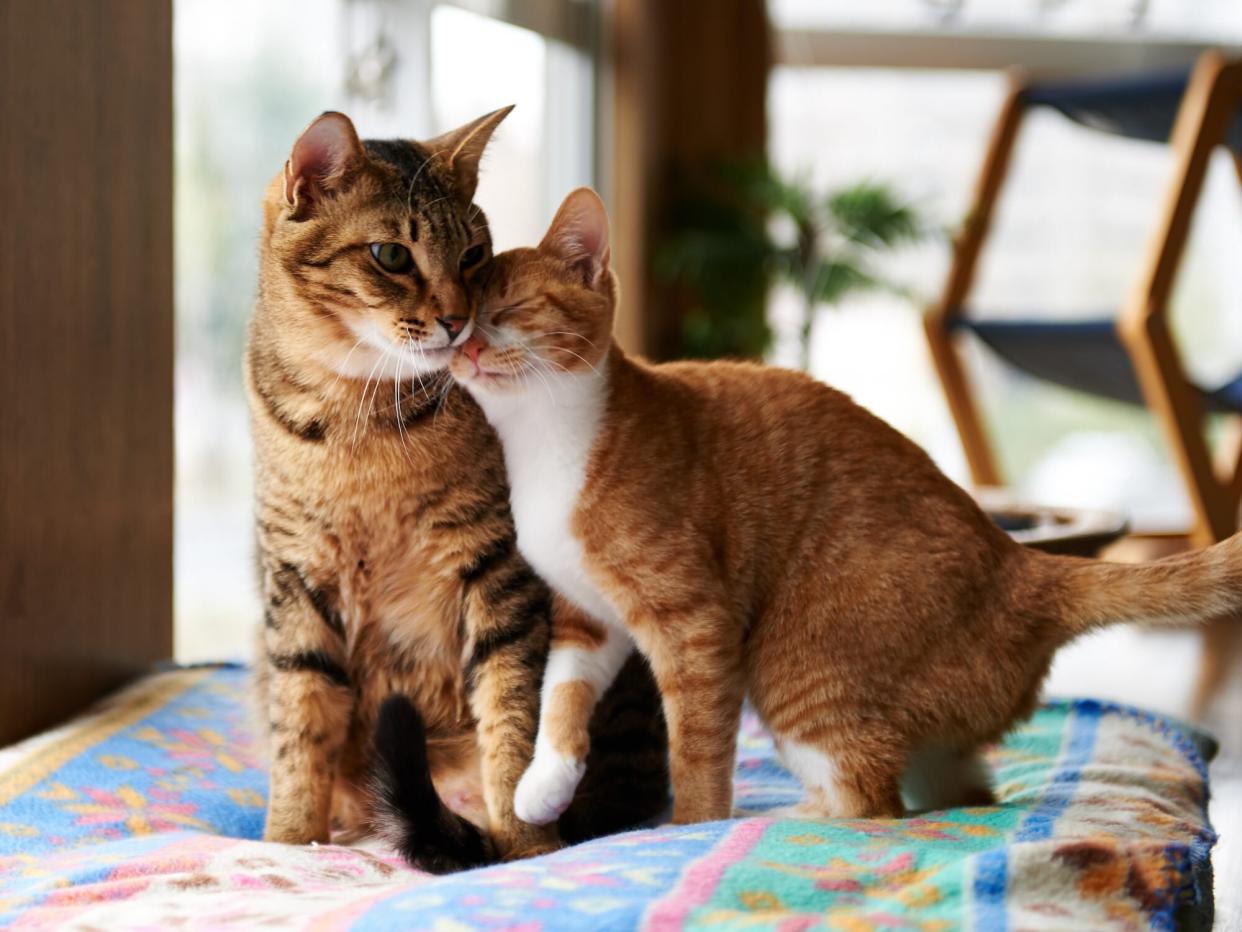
(0, 0), (174, 743)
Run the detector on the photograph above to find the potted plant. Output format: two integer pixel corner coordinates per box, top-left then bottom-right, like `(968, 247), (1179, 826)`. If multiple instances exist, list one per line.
(658, 161), (926, 369)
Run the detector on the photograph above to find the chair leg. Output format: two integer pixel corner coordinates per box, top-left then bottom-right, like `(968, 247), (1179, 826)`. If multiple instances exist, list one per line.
(1192, 617), (1242, 721)
(1116, 52), (1242, 716)
(925, 73), (1027, 489)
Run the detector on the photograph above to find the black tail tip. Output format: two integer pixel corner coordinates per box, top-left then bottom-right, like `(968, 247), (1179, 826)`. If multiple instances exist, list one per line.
(371, 694), (494, 874)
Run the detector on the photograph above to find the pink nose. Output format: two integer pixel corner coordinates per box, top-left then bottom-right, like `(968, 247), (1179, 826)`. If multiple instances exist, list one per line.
(461, 333), (487, 364)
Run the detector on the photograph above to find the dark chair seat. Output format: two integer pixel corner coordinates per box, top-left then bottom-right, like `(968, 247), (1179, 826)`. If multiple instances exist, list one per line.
(1021, 69), (1242, 152)
(951, 316), (1242, 414)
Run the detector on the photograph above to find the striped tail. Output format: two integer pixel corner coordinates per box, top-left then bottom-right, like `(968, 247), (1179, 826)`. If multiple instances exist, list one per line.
(1042, 532), (1242, 638)
(370, 695), (494, 873)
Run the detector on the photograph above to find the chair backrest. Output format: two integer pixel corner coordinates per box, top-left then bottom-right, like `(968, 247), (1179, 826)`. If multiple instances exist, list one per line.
(925, 50), (1242, 547)
(1023, 68), (1242, 152)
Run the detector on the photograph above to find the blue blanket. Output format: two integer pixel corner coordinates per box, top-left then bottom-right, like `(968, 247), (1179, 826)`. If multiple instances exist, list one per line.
(0, 665), (1217, 929)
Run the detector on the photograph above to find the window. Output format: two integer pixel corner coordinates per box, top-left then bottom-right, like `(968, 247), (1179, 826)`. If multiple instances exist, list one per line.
(766, 5), (1242, 531)
(770, 0), (1242, 38)
(174, 0), (597, 661)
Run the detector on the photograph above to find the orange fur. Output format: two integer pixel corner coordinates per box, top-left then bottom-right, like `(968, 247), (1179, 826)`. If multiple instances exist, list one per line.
(547, 681), (597, 760)
(550, 597), (609, 651)
(248, 120), (666, 863)
(454, 187), (1242, 825)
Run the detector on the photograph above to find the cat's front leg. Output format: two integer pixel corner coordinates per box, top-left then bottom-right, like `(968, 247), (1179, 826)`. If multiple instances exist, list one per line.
(631, 607), (745, 825)
(461, 553), (561, 859)
(514, 597), (633, 826)
(260, 561), (352, 845)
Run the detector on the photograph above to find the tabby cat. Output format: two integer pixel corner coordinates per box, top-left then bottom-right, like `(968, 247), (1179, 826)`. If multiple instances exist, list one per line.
(246, 116), (666, 870)
(450, 186), (1242, 826)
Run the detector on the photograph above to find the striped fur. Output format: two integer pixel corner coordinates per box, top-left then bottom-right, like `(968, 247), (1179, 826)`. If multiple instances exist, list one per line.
(453, 187), (1242, 827)
(247, 119), (666, 869)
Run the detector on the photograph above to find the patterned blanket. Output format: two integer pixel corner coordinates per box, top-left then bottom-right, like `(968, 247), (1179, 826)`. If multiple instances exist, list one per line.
(0, 665), (1217, 930)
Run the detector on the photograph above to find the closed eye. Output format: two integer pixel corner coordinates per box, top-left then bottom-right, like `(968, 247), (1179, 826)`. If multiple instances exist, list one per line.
(486, 302), (538, 325)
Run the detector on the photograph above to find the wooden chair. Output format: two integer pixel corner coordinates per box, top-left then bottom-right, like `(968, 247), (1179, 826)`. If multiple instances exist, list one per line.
(925, 50), (1242, 717)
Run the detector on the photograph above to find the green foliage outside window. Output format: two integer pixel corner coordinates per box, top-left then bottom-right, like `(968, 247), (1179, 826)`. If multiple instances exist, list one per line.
(658, 161), (927, 368)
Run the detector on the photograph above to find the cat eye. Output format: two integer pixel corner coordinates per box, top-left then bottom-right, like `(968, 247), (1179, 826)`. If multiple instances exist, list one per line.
(370, 242), (414, 274)
(459, 244), (486, 271)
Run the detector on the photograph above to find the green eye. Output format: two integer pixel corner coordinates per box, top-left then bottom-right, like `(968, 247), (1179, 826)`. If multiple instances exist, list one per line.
(460, 244), (487, 271)
(370, 242), (414, 274)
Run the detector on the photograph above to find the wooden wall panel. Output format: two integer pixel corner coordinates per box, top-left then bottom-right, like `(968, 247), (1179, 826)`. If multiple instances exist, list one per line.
(0, 0), (174, 743)
(607, 0), (770, 359)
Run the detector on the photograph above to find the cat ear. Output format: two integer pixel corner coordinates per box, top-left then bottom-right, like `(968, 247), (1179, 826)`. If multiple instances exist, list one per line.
(540, 187), (611, 288)
(424, 105), (514, 203)
(283, 112), (364, 215)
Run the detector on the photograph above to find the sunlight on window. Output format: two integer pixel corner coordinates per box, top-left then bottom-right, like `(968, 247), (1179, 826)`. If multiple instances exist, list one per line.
(175, 0), (346, 663)
(770, 0), (1242, 39)
(175, 0), (596, 662)
(431, 5), (593, 250)
(769, 64), (1242, 529)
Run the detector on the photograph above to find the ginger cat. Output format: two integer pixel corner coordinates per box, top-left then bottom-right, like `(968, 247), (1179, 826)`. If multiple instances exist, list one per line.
(248, 113), (666, 872)
(450, 187), (1242, 826)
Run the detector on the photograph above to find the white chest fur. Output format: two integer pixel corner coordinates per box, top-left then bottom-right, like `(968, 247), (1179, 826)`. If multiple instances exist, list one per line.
(471, 369), (621, 628)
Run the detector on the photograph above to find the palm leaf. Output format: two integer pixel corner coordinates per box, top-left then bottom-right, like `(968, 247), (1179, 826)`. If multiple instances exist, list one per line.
(826, 182), (922, 249)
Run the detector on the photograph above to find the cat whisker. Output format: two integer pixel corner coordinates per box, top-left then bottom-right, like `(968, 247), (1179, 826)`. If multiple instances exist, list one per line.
(410, 340), (451, 429)
(543, 345), (601, 377)
(520, 357), (558, 407)
(406, 150), (443, 210)
(392, 351), (416, 467)
(363, 352), (389, 442)
(435, 371), (455, 417)
(352, 350), (388, 453)
(328, 338), (366, 396)
(420, 194), (454, 212)
(527, 351), (571, 377)
(539, 331), (599, 349)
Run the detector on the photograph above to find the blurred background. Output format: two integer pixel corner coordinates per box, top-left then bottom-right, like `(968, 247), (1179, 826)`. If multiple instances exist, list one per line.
(4, 0), (1239, 913)
(176, 0), (1242, 684)
(171, 15), (1242, 897)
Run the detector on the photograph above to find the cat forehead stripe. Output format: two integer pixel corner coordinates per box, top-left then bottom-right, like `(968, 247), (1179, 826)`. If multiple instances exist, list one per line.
(362, 139), (450, 201)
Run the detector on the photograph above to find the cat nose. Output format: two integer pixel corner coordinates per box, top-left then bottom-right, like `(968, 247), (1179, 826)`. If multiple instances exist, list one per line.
(436, 316), (468, 342)
(462, 333), (487, 364)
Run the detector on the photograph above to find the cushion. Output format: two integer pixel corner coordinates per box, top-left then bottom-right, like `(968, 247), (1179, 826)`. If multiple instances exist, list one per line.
(0, 664), (1217, 929)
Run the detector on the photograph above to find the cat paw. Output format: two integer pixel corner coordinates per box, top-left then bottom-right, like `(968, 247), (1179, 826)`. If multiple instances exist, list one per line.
(514, 754), (585, 825)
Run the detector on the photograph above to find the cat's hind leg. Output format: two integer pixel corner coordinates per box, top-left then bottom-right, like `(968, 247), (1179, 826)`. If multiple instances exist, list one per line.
(514, 598), (632, 826)
(768, 730), (905, 821)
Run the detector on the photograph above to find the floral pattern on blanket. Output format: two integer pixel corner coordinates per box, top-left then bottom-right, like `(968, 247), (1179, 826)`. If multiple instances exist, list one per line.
(0, 665), (1217, 929)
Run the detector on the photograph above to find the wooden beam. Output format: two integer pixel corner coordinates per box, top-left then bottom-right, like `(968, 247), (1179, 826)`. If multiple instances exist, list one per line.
(777, 27), (1233, 74)
(606, 0), (770, 359)
(1106, 50), (1242, 719)
(0, 0), (173, 743)
(1117, 51), (1242, 547)
(924, 73), (1027, 487)
(440, 0), (595, 52)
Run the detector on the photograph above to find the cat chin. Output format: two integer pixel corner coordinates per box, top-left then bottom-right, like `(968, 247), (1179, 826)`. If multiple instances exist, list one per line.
(448, 359), (519, 395)
(458, 371), (519, 395)
(316, 342), (452, 381)
(339, 318), (456, 376)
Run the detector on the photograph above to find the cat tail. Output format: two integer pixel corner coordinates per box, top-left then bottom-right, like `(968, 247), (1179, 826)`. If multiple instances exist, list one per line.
(370, 694), (495, 873)
(1037, 531), (1242, 639)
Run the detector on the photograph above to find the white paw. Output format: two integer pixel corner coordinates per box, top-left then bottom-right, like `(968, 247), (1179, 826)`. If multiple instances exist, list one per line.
(514, 753), (585, 825)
